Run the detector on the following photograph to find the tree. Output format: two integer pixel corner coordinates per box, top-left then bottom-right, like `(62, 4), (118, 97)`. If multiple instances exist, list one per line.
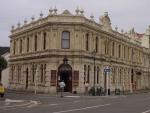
(0, 56), (7, 81)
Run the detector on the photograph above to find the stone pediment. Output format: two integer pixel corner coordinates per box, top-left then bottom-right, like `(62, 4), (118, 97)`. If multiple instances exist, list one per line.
(61, 10), (72, 16)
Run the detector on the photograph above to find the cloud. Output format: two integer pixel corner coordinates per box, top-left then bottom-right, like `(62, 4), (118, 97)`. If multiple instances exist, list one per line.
(0, 0), (150, 46)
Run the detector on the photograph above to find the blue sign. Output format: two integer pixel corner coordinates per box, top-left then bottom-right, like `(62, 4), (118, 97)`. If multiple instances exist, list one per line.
(104, 68), (111, 73)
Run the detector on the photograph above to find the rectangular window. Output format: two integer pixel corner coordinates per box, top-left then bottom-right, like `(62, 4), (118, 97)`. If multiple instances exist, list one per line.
(51, 70), (56, 86)
(73, 71), (79, 87)
(61, 31), (70, 49)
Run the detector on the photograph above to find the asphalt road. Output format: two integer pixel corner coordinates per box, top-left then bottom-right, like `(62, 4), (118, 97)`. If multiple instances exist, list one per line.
(0, 92), (150, 113)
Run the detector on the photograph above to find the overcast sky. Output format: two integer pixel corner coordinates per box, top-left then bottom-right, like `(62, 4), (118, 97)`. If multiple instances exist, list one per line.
(0, 0), (150, 46)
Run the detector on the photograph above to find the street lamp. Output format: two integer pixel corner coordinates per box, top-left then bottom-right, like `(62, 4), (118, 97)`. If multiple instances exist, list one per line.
(92, 50), (96, 96)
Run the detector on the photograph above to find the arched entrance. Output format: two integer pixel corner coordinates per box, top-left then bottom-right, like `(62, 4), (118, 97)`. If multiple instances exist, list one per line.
(57, 57), (72, 92)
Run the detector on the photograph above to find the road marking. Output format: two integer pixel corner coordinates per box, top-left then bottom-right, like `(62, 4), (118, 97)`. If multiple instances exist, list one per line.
(49, 104), (59, 106)
(64, 96), (80, 98)
(53, 103), (111, 113)
(5, 99), (25, 103)
(142, 109), (150, 113)
(0, 100), (40, 109)
(38, 96), (57, 99)
(48, 101), (80, 106)
(27, 100), (40, 108)
(0, 102), (31, 109)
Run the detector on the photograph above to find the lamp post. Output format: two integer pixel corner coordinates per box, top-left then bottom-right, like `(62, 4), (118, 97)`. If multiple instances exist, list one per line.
(92, 50), (96, 96)
(0, 67), (2, 82)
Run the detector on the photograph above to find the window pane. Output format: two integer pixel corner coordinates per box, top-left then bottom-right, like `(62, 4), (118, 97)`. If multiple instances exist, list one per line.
(62, 40), (69, 48)
(62, 32), (70, 39)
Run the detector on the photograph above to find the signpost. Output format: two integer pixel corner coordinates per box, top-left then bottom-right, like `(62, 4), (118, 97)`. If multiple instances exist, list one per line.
(104, 67), (111, 96)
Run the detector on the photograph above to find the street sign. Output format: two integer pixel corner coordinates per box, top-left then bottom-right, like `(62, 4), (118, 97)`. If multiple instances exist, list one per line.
(104, 68), (111, 73)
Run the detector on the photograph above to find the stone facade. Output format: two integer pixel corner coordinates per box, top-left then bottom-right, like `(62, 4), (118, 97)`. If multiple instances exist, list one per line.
(9, 8), (150, 94)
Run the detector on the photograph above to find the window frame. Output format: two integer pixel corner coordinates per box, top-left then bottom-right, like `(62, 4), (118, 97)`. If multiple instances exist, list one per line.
(61, 31), (70, 49)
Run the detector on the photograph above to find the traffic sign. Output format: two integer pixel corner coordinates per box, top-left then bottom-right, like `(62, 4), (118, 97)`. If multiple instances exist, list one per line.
(104, 68), (111, 73)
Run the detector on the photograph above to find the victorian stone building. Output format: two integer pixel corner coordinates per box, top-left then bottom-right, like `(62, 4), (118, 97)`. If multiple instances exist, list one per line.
(9, 8), (150, 94)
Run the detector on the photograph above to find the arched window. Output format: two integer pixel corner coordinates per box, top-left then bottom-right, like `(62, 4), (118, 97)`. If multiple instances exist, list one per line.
(17, 66), (21, 83)
(32, 64), (37, 83)
(112, 42), (115, 56)
(86, 33), (89, 51)
(105, 40), (107, 54)
(87, 65), (90, 83)
(119, 44), (121, 58)
(41, 64), (44, 83)
(112, 67), (116, 84)
(124, 46), (126, 58)
(95, 37), (98, 52)
(14, 41), (16, 54)
(35, 35), (37, 51)
(61, 31), (70, 49)
(84, 65), (86, 84)
(27, 37), (29, 52)
(20, 39), (22, 54)
(43, 32), (46, 50)
(11, 66), (15, 81)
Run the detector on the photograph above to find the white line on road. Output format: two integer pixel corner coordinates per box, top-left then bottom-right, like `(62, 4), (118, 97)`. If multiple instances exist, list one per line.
(0, 102), (31, 109)
(65, 96), (80, 98)
(49, 104), (59, 106)
(142, 109), (150, 113)
(53, 103), (112, 113)
(0, 100), (40, 109)
(27, 100), (40, 108)
(48, 101), (80, 106)
(5, 99), (25, 103)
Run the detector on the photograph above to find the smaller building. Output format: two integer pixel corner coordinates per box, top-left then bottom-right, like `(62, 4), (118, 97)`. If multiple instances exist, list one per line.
(0, 47), (10, 88)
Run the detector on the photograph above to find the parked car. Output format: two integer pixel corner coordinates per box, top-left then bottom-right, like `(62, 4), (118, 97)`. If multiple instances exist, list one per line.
(0, 83), (5, 97)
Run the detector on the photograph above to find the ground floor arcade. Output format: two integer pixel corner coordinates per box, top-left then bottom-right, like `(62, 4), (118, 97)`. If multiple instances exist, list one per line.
(9, 56), (150, 94)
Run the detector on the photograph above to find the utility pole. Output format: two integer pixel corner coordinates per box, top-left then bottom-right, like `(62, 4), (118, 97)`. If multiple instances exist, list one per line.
(92, 50), (96, 96)
(93, 54), (96, 96)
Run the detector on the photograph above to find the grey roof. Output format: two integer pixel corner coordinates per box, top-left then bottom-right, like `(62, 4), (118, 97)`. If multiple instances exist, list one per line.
(0, 47), (10, 56)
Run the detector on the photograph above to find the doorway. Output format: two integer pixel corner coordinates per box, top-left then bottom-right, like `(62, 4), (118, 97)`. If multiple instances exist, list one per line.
(58, 63), (72, 92)
(59, 71), (72, 92)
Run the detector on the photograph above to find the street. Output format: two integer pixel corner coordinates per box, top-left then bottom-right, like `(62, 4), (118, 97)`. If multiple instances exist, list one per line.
(0, 92), (150, 113)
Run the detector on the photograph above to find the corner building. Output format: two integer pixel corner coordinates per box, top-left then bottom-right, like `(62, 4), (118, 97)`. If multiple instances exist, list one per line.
(9, 9), (150, 94)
